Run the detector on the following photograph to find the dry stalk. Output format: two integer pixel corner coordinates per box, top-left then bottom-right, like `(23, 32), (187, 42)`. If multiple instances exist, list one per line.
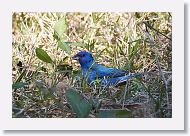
(144, 28), (170, 111)
(122, 81), (129, 109)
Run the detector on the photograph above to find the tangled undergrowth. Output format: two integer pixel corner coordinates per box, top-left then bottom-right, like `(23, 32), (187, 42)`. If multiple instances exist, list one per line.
(12, 12), (172, 118)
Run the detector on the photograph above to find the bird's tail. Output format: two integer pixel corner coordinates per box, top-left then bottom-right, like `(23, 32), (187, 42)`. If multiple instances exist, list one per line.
(101, 73), (143, 87)
(116, 73), (142, 85)
(128, 73), (142, 78)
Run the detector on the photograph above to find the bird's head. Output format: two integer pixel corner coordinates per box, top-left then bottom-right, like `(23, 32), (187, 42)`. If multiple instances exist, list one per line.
(72, 51), (94, 68)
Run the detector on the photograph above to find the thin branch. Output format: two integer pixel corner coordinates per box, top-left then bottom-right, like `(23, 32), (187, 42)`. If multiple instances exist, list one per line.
(144, 30), (170, 110)
(122, 81), (128, 109)
(143, 21), (172, 41)
(12, 107), (24, 117)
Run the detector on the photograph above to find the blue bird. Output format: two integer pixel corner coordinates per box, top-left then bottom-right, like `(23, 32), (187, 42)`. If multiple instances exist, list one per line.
(73, 51), (141, 87)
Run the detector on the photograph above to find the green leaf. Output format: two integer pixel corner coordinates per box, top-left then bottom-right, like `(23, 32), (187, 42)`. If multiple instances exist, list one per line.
(54, 17), (67, 41)
(12, 82), (27, 89)
(58, 40), (71, 54)
(97, 109), (132, 118)
(66, 88), (92, 118)
(57, 42), (85, 54)
(36, 48), (53, 63)
(66, 42), (85, 47)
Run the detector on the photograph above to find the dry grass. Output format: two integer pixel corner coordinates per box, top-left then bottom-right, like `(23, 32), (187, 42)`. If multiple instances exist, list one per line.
(12, 12), (172, 118)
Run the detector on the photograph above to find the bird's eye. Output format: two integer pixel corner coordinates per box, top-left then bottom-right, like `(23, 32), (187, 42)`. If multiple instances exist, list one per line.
(82, 54), (85, 57)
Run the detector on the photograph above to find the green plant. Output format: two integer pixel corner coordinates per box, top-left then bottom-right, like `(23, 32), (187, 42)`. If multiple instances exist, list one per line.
(12, 12), (172, 118)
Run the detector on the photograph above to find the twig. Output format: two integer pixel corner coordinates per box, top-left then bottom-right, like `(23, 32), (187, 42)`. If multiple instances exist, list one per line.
(13, 107), (25, 116)
(144, 30), (170, 110)
(143, 21), (172, 41)
(122, 81), (128, 109)
(166, 75), (172, 86)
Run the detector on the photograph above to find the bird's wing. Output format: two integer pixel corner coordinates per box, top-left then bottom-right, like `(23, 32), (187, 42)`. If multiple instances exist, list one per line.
(94, 64), (129, 78)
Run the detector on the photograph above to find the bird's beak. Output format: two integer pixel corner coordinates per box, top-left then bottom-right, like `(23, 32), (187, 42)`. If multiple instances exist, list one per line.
(72, 55), (79, 60)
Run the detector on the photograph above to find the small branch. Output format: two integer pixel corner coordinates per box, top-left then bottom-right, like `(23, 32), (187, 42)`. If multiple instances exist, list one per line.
(143, 21), (172, 41)
(166, 75), (172, 86)
(122, 81), (128, 109)
(144, 31), (167, 84)
(13, 107), (25, 116)
(144, 30), (170, 110)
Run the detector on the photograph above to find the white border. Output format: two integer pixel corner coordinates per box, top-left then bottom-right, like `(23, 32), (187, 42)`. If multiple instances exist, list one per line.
(0, 0), (184, 130)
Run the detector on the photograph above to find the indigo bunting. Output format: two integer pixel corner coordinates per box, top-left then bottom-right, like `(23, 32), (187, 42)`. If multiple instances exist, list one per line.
(73, 51), (141, 87)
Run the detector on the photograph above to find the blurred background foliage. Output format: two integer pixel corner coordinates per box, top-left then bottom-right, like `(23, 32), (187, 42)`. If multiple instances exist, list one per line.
(12, 12), (172, 118)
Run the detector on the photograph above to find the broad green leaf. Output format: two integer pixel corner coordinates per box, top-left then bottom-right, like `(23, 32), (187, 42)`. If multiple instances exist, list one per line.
(58, 40), (71, 54)
(66, 88), (92, 118)
(54, 17), (67, 41)
(12, 82), (27, 89)
(65, 42), (85, 47)
(36, 48), (53, 63)
(97, 109), (132, 118)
